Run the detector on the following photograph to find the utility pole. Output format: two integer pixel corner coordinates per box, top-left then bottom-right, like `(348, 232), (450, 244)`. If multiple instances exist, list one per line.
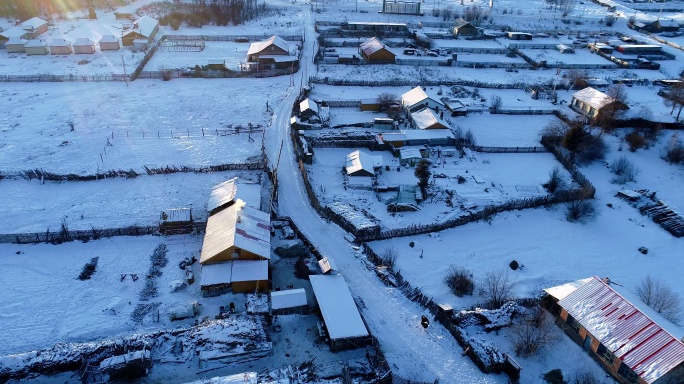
(121, 54), (128, 87)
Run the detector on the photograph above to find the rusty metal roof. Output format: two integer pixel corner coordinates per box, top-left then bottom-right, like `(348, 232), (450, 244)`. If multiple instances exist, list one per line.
(558, 276), (684, 384)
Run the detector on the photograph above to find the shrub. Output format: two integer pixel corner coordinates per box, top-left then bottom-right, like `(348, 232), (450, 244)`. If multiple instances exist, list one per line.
(509, 260), (519, 270)
(545, 166), (565, 193)
(565, 199), (597, 223)
(544, 369), (566, 384)
(571, 367), (599, 384)
(664, 143), (684, 164)
(381, 246), (398, 268)
(274, 244), (308, 258)
(610, 156), (639, 184)
(78, 257), (99, 280)
(445, 265), (475, 297)
(625, 131), (646, 152)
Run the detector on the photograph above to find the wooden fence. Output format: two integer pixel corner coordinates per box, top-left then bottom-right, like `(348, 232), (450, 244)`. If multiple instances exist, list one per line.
(0, 74), (130, 82)
(308, 76), (547, 90)
(490, 108), (557, 115)
(164, 34), (303, 42)
(0, 225), (159, 245)
(470, 145), (548, 153)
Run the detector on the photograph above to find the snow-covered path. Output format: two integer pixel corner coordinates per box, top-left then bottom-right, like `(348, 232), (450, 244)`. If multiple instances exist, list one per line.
(267, 8), (506, 383)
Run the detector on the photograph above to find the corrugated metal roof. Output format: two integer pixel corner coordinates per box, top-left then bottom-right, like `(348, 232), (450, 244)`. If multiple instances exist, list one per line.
(207, 177), (238, 214)
(558, 277), (684, 384)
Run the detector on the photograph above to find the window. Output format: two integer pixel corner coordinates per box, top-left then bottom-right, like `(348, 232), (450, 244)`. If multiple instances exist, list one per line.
(566, 314), (581, 333)
(617, 362), (639, 384)
(596, 344), (616, 365)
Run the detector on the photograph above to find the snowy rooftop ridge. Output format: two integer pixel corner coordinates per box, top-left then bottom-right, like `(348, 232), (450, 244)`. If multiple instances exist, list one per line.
(247, 35), (289, 56)
(556, 276), (684, 384)
(309, 275), (369, 340)
(410, 108), (449, 130)
(123, 16), (158, 38)
(359, 37), (391, 56)
(345, 150), (382, 176)
(207, 177), (238, 214)
(572, 87), (618, 110)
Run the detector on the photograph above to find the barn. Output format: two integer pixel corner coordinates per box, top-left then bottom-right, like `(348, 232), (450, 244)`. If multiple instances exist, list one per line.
(453, 19), (478, 37)
(410, 108), (449, 130)
(359, 37), (396, 63)
(121, 16), (159, 46)
(24, 39), (49, 55)
(309, 275), (370, 351)
(247, 35), (290, 62)
(99, 35), (120, 51)
(544, 277), (684, 384)
(345, 150), (383, 177)
(5, 37), (27, 53)
(73, 38), (95, 54)
(270, 288), (309, 315)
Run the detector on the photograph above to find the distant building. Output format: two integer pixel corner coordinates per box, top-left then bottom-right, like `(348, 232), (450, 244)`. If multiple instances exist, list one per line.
(247, 35), (289, 62)
(359, 37), (396, 63)
(401, 86), (444, 116)
(410, 108), (449, 130)
(651, 19), (680, 32)
(299, 98), (319, 121)
(49, 38), (72, 55)
(72, 37), (95, 54)
(381, 0), (421, 15)
(506, 32), (533, 40)
(0, 17), (48, 46)
(98, 35), (120, 51)
(121, 16), (159, 46)
(207, 59), (226, 70)
(544, 277), (684, 384)
(24, 39), (49, 55)
(270, 288), (309, 315)
(345, 150), (383, 177)
(343, 22), (409, 34)
(4, 37), (27, 53)
(570, 87), (628, 122)
(159, 208), (193, 235)
(453, 19), (479, 38)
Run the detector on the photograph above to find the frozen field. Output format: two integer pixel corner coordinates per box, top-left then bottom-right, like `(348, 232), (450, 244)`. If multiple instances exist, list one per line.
(519, 47), (618, 67)
(145, 41), (252, 71)
(455, 113), (557, 147)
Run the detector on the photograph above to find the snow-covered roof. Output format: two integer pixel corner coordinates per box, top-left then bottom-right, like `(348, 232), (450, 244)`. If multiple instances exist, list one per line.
(184, 372), (257, 384)
(400, 147), (422, 159)
(24, 39), (47, 48)
(0, 26), (27, 39)
(401, 86), (430, 109)
(655, 19), (679, 28)
(200, 200), (270, 264)
(309, 275), (369, 340)
(247, 35), (289, 55)
(572, 87), (618, 110)
(543, 277), (593, 301)
(318, 256), (338, 274)
(73, 38), (94, 46)
(123, 16), (158, 38)
(161, 208), (192, 223)
(99, 35), (119, 43)
(300, 98), (318, 114)
(200, 262), (233, 286)
(231, 260), (268, 283)
(270, 288), (308, 310)
(345, 150), (382, 176)
(454, 18), (472, 28)
(21, 17), (47, 30)
(557, 276), (684, 384)
(410, 108), (449, 130)
(49, 38), (71, 47)
(207, 177), (238, 214)
(5, 37), (27, 45)
(390, 129), (455, 141)
(359, 37), (393, 57)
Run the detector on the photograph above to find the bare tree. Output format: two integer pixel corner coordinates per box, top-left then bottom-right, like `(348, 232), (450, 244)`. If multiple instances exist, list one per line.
(509, 306), (559, 357)
(566, 199), (597, 223)
(381, 246), (398, 268)
(662, 81), (684, 121)
(565, 69), (588, 90)
(444, 265), (475, 297)
(545, 166), (565, 193)
(596, 84), (628, 135)
(489, 95), (502, 112)
(442, 6), (453, 20)
(480, 269), (517, 308)
(636, 276), (682, 323)
(571, 367), (599, 384)
(610, 156), (639, 184)
(377, 93), (399, 113)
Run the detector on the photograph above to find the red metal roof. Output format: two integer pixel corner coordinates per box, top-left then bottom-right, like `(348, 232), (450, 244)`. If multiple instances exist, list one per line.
(558, 277), (684, 384)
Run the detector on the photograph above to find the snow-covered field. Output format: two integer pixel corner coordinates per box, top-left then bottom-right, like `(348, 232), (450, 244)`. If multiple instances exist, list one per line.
(145, 41), (252, 71)
(455, 113), (556, 147)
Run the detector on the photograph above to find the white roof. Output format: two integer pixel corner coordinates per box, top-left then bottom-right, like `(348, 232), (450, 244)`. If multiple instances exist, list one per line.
(359, 37), (393, 57)
(543, 277), (593, 301)
(184, 372), (257, 384)
(123, 16), (158, 38)
(309, 275), (369, 340)
(300, 98), (318, 114)
(401, 86), (429, 109)
(656, 19), (679, 28)
(247, 35), (289, 55)
(270, 288), (308, 310)
(400, 147), (422, 159)
(49, 38), (71, 47)
(200, 262), (233, 286)
(161, 208), (192, 222)
(410, 108), (449, 130)
(0, 26), (27, 39)
(398, 129), (455, 141)
(73, 37), (94, 46)
(231, 260), (268, 282)
(22, 17), (47, 30)
(99, 35), (119, 43)
(318, 256), (338, 274)
(5, 37), (27, 45)
(24, 39), (47, 48)
(207, 177), (238, 213)
(572, 87), (617, 110)
(345, 150), (382, 176)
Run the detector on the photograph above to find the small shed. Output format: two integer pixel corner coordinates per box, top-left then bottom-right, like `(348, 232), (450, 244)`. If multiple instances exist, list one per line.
(373, 118), (394, 130)
(399, 147), (423, 166)
(24, 39), (49, 55)
(359, 37), (396, 63)
(200, 261), (233, 296)
(207, 59), (226, 70)
(5, 37), (27, 53)
(49, 38), (72, 55)
(99, 349), (151, 380)
(410, 108), (448, 130)
(588, 42), (613, 54)
(231, 260), (269, 293)
(271, 288), (308, 315)
(453, 19), (478, 37)
(345, 150), (382, 177)
(99, 35), (120, 51)
(73, 37), (95, 54)
(507, 32), (533, 40)
(360, 98), (382, 112)
(159, 208), (194, 235)
(299, 98), (319, 120)
(556, 44), (574, 54)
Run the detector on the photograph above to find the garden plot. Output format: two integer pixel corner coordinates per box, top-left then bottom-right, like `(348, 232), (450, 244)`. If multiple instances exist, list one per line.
(145, 41), (252, 71)
(328, 107), (380, 126)
(433, 39), (506, 50)
(307, 148), (571, 229)
(0, 172), (261, 233)
(0, 79), (286, 174)
(518, 48), (617, 67)
(453, 113), (557, 147)
(454, 53), (529, 66)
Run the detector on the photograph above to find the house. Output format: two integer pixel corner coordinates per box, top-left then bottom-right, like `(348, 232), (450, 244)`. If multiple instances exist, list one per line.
(4, 37), (27, 53)
(359, 37), (396, 63)
(20, 17), (48, 38)
(309, 274), (370, 351)
(453, 19), (479, 38)
(247, 35), (289, 62)
(98, 35), (120, 51)
(648, 19), (680, 33)
(543, 277), (684, 384)
(270, 288), (309, 315)
(570, 87), (628, 122)
(114, 4), (137, 19)
(159, 208), (193, 235)
(410, 108), (449, 130)
(399, 147), (423, 166)
(24, 39), (49, 55)
(401, 86), (445, 116)
(49, 38), (72, 55)
(345, 150), (383, 177)
(121, 16), (159, 46)
(72, 38), (95, 54)
(506, 32), (533, 40)
(299, 98), (319, 120)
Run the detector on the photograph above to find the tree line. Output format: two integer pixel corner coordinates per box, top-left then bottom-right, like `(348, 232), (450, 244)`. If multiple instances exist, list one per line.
(0, 0), (126, 19)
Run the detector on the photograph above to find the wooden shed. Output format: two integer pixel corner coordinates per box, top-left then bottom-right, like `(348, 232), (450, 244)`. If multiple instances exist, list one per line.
(5, 37), (27, 53)
(49, 38), (72, 55)
(453, 19), (478, 37)
(99, 35), (120, 51)
(73, 37), (95, 54)
(159, 208), (194, 235)
(299, 98), (319, 120)
(271, 288), (309, 315)
(359, 37), (396, 63)
(24, 39), (49, 55)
